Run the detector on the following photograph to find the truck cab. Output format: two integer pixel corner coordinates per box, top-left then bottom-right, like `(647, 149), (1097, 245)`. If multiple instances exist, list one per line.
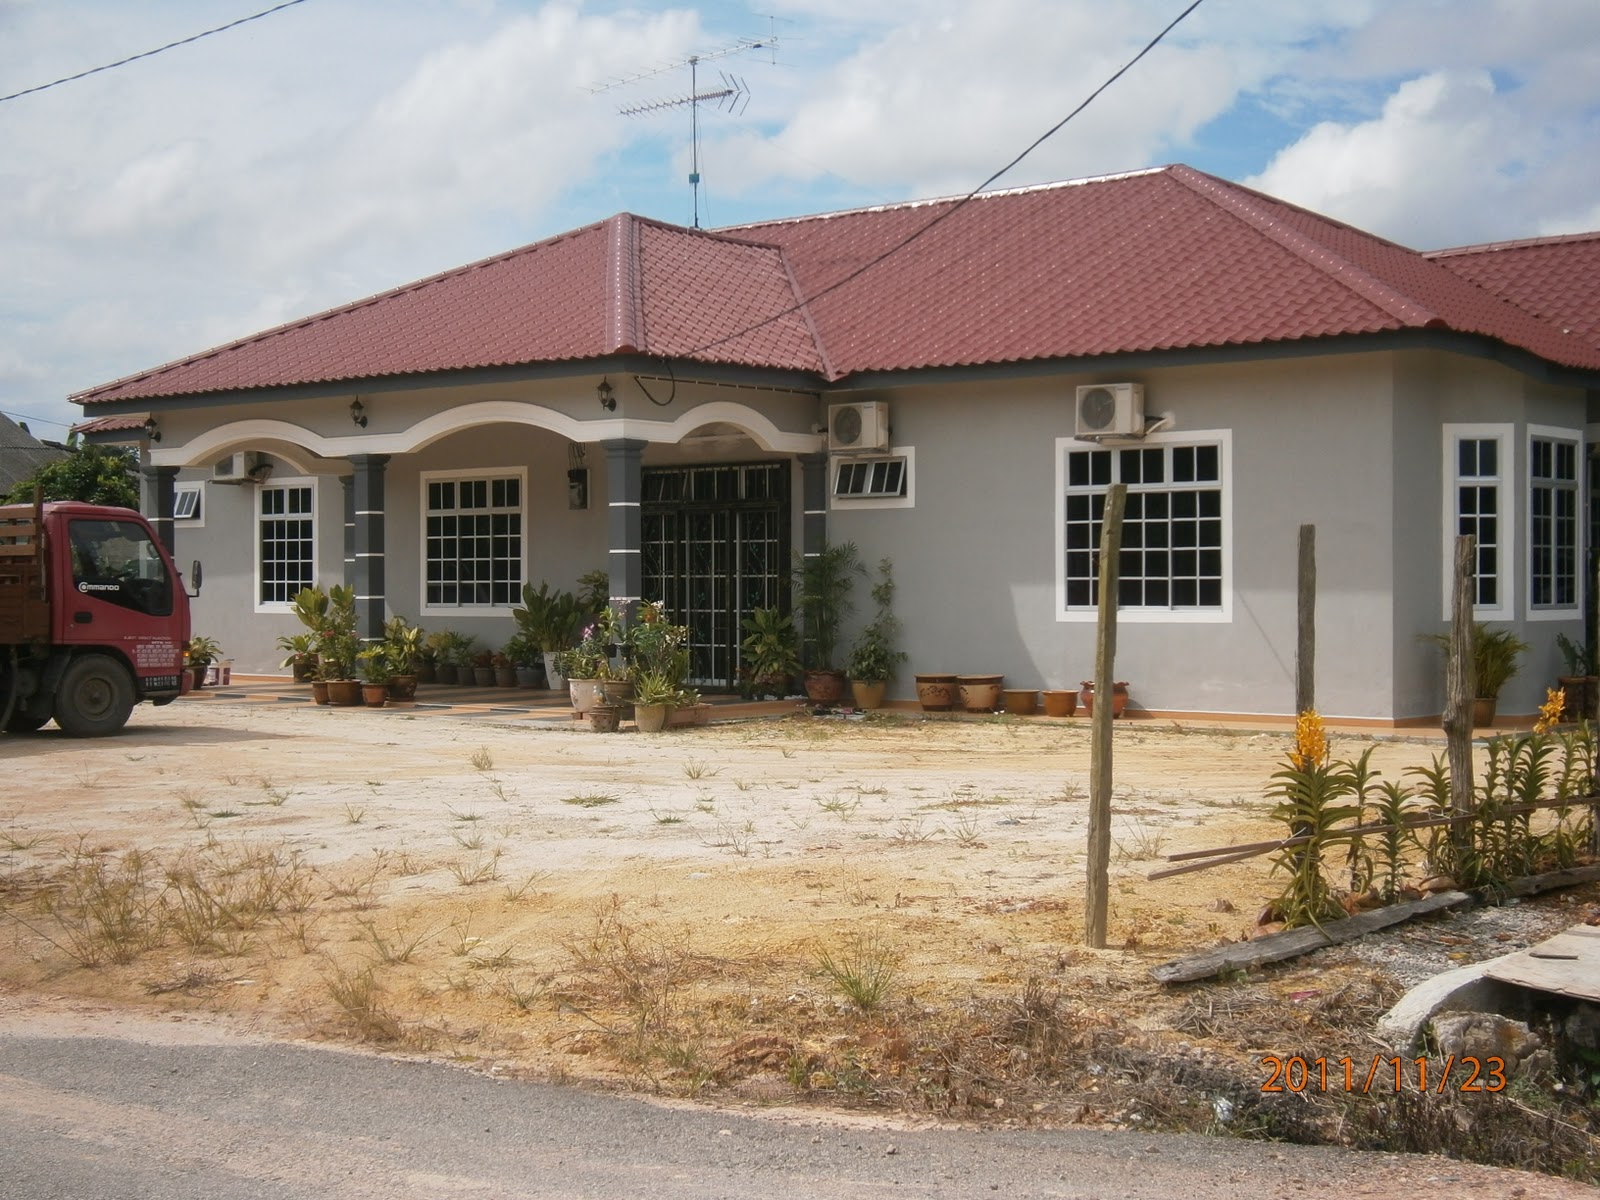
(1, 500), (193, 736)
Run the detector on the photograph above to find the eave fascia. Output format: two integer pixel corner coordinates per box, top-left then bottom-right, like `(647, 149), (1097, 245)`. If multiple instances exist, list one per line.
(822, 330), (1600, 393)
(74, 356), (829, 416)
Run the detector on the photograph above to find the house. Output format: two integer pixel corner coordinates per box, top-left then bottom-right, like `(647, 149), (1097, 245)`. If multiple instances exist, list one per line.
(71, 164), (1600, 724)
(0, 413), (67, 495)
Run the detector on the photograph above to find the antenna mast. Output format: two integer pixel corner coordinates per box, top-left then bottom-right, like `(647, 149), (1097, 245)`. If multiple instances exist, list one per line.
(592, 35), (774, 229)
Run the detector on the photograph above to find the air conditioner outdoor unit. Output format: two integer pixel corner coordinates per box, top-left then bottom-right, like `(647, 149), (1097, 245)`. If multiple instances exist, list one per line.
(827, 402), (890, 454)
(212, 452), (264, 484)
(1074, 383), (1145, 438)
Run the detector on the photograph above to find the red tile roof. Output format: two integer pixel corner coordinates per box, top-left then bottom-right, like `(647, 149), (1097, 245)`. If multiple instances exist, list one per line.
(74, 166), (1600, 406)
(1427, 231), (1600, 354)
(71, 415), (147, 436)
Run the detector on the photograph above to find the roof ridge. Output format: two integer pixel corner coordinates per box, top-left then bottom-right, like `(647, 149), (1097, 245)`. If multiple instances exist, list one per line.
(1164, 164), (1448, 330)
(604, 214), (644, 355)
(1426, 228), (1600, 259)
(716, 167), (1166, 234)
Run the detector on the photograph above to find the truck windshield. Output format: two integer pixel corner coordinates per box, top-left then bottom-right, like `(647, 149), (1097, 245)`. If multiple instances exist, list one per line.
(68, 519), (173, 617)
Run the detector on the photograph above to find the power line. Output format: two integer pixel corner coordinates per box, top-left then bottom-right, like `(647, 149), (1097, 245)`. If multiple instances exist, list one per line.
(687, 0), (1208, 360)
(1, 409), (73, 430)
(0, 0), (312, 105)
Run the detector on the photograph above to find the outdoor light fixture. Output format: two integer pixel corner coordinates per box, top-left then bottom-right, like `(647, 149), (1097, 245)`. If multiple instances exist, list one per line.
(142, 416), (161, 443)
(350, 398), (368, 428)
(597, 379), (616, 412)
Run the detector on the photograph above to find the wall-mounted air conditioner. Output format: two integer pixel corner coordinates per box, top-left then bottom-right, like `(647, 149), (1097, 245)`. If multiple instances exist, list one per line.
(212, 452), (268, 484)
(1074, 383), (1145, 438)
(827, 402), (890, 453)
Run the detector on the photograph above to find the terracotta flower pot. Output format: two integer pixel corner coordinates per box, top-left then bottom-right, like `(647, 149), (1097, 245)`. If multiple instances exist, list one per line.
(958, 674), (1003, 713)
(851, 679), (888, 710)
(1002, 688), (1038, 716)
(914, 673), (957, 712)
(361, 683), (389, 708)
(633, 702), (672, 733)
(310, 680), (330, 706)
(1079, 681), (1129, 719)
(326, 679), (362, 707)
(589, 703), (621, 733)
(1041, 689), (1077, 718)
(803, 669), (848, 705)
(387, 675), (418, 702)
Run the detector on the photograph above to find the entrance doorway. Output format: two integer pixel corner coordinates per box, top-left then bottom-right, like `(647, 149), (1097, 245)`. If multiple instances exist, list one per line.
(641, 463), (791, 688)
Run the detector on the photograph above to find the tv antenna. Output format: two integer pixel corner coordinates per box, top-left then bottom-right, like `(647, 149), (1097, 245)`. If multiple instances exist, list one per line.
(590, 34), (777, 229)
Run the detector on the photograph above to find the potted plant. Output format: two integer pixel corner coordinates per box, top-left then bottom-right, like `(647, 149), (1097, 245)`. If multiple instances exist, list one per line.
(1425, 621), (1530, 727)
(739, 607), (800, 699)
(431, 631), (475, 684)
(382, 616), (423, 700)
(562, 615), (616, 715)
(422, 631), (452, 683)
(356, 646), (392, 707)
(845, 557), (906, 711)
(1079, 680), (1129, 718)
(471, 650), (496, 687)
(512, 581), (582, 689)
(276, 632), (318, 683)
(793, 540), (864, 705)
(629, 600), (690, 732)
(490, 650), (516, 687)
(1556, 632), (1597, 722)
(305, 585), (361, 704)
(185, 636), (221, 689)
(504, 630), (543, 687)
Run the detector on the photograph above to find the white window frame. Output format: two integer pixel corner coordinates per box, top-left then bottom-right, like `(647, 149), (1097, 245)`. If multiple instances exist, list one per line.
(254, 477), (316, 613)
(419, 467), (527, 614)
(1441, 423), (1514, 621)
(827, 446), (914, 510)
(172, 483), (203, 526)
(1055, 429), (1233, 624)
(1527, 424), (1582, 621)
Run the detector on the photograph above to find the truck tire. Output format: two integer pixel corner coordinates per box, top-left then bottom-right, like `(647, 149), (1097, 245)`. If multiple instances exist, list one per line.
(53, 654), (135, 737)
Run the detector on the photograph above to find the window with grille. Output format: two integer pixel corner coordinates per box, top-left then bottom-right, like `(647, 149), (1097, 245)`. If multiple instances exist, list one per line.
(423, 473), (524, 608)
(1057, 434), (1229, 620)
(1443, 425), (1513, 619)
(1530, 429), (1580, 612)
(257, 482), (314, 607)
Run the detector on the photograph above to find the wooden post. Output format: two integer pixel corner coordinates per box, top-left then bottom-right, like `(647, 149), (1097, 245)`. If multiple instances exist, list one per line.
(1443, 535), (1476, 846)
(1085, 483), (1126, 950)
(1296, 525), (1315, 716)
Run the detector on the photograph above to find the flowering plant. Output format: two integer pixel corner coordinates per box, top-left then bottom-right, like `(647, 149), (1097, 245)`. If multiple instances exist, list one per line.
(561, 607), (623, 679)
(629, 600), (691, 704)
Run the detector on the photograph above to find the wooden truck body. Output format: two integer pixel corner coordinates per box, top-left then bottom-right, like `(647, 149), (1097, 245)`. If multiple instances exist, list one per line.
(1, 499), (192, 736)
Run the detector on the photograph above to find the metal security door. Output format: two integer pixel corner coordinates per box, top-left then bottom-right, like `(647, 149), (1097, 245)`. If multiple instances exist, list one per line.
(641, 463), (789, 687)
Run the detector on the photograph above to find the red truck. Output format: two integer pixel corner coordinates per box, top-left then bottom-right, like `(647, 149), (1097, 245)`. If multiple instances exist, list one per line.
(1, 497), (196, 736)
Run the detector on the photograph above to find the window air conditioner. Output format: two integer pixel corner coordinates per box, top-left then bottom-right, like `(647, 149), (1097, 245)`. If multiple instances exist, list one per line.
(827, 402), (890, 454)
(1074, 384), (1145, 438)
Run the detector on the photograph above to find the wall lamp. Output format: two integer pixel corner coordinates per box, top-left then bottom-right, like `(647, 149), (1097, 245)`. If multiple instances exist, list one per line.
(142, 416), (161, 443)
(597, 379), (616, 412)
(350, 398), (368, 428)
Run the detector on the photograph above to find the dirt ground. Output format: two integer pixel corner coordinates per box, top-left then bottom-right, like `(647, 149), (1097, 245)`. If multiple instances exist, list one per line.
(2, 697), (1597, 1184)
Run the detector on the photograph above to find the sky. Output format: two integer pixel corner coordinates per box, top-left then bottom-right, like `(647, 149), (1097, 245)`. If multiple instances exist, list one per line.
(2, 0), (1598, 438)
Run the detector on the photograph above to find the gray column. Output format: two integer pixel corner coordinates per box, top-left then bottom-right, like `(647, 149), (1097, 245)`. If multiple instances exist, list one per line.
(800, 453), (828, 558)
(602, 439), (646, 622)
(341, 475), (356, 592)
(140, 465), (179, 557)
(349, 455), (389, 642)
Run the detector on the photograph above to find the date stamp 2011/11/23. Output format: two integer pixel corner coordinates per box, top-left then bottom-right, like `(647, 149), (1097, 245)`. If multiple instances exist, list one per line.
(1260, 1054), (1507, 1094)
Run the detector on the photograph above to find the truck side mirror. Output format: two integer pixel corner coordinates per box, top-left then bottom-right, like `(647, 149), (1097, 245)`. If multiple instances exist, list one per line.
(187, 560), (203, 597)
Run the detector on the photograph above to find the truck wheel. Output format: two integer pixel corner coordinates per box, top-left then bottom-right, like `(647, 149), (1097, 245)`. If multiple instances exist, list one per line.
(53, 655), (135, 737)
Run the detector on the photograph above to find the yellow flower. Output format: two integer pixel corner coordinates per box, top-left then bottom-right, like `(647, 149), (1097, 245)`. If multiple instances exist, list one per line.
(1533, 687), (1565, 734)
(1291, 709), (1327, 772)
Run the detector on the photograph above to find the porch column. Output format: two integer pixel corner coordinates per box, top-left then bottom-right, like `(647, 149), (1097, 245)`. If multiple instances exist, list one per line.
(602, 439), (645, 620)
(349, 454), (389, 643)
(800, 453), (828, 558)
(140, 465), (179, 556)
(341, 474), (355, 591)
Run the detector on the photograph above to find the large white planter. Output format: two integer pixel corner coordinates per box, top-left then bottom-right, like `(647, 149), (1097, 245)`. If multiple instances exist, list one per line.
(568, 678), (604, 715)
(543, 651), (567, 691)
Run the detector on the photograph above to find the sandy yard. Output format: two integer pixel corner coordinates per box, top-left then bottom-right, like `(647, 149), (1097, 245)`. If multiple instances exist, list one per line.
(2, 697), (1597, 1180)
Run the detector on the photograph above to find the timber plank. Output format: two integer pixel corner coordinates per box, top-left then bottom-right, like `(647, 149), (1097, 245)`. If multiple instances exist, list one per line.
(1149, 891), (1471, 984)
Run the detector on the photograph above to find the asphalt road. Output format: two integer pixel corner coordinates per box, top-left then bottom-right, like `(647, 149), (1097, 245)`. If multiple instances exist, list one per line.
(5, 1025), (1589, 1199)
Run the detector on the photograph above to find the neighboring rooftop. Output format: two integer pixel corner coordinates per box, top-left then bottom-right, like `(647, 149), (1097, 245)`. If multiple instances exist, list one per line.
(74, 165), (1600, 407)
(0, 413), (66, 493)
(1427, 230), (1600, 355)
